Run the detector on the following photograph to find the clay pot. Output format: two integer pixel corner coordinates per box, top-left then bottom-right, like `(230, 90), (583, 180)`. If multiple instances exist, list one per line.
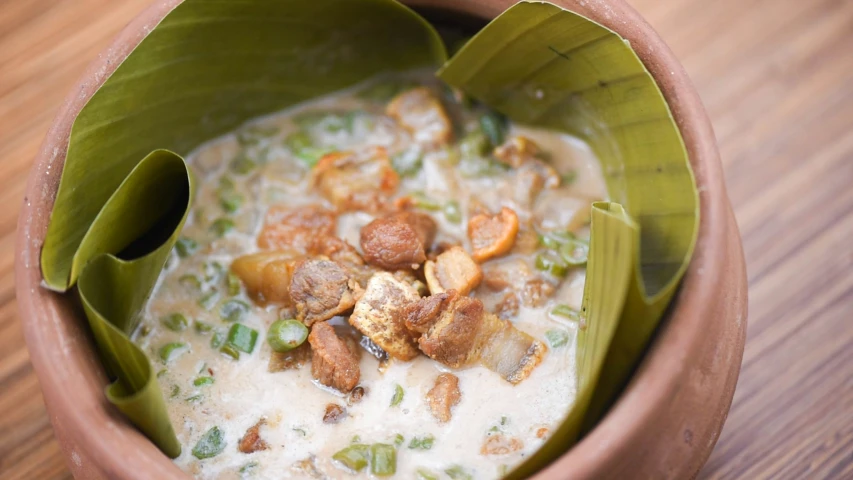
(15, 0), (747, 478)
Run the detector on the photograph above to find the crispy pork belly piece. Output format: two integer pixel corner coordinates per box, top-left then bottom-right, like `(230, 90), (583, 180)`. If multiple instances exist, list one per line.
(386, 87), (453, 147)
(360, 212), (437, 270)
(424, 246), (482, 296)
(311, 147), (399, 213)
(258, 204), (336, 251)
(268, 342), (311, 372)
(308, 234), (374, 287)
(238, 419), (270, 454)
(426, 373), (461, 423)
(404, 291), (546, 383)
(481, 434), (524, 455)
(468, 207), (520, 263)
(323, 404), (347, 424)
(230, 250), (298, 305)
(308, 322), (361, 393)
(349, 272), (422, 360)
(290, 259), (363, 326)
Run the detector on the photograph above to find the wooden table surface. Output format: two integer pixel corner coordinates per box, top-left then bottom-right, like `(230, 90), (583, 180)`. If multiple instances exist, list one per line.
(1, 0), (851, 479)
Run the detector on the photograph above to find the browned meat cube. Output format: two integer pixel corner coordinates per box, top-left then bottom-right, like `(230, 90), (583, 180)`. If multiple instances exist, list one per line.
(480, 434), (524, 455)
(426, 373), (461, 423)
(230, 250), (299, 305)
(238, 419), (269, 453)
(308, 322), (361, 393)
(468, 207), (520, 263)
(312, 147), (399, 213)
(424, 246), (482, 296)
(258, 204), (337, 251)
(360, 212), (437, 271)
(404, 290), (546, 383)
(323, 404), (347, 424)
(290, 259), (363, 326)
(349, 272), (422, 360)
(386, 87), (453, 147)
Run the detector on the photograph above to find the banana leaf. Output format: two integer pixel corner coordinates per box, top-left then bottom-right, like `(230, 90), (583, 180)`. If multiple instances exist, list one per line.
(439, 2), (698, 477)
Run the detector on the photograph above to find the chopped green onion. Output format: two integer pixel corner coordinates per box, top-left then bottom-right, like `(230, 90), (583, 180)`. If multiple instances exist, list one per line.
(410, 191), (441, 211)
(178, 274), (202, 290)
(160, 313), (188, 332)
(219, 191), (243, 214)
(226, 272), (242, 296)
(393, 434), (405, 446)
(443, 200), (462, 224)
(194, 376), (215, 387)
(551, 304), (581, 321)
(230, 156), (257, 175)
(198, 290), (220, 310)
(204, 261), (226, 281)
(538, 230), (576, 249)
(445, 465), (473, 480)
(391, 147), (423, 177)
(416, 468), (440, 480)
(239, 461), (259, 477)
(408, 435), (435, 450)
(159, 342), (188, 363)
(210, 218), (235, 237)
(390, 384), (404, 407)
(210, 331), (224, 349)
(267, 319), (308, 352)
(174, 237), (199, 258)
(351, 435), (361, 444)
(332, 444), (370, 472)
(559, 239), (589, 266)
(370, 443), (397, 477)
(192, 426), (226, 459)
(170, 385), (180, 398)
(194, 321), (213, 334)
(186, 394), (203, 403)
(220, 299), (250, 323)
(479, 111), (508, 147)
(535, 251), (569, 278)
(227, 323), (259, 353)
(545, 329), (570, 348)
(220, 343), (240, 360)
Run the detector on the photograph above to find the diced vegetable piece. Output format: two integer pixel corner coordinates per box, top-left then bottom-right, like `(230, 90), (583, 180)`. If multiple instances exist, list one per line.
(552, 304), (581, 321)
(226, 272), (242, 296)
(170, 385), (180, 398)
(220, 299), (250, 323)
(332, 444), (370, 472)
(393, 434), (404, 446)
(445, 465), (473, 480)
(204, 261), (227, 281)
(198, 290), (220, 310)
(227, 324), (259, 354)
(390, 384), (404, 407)
(416, 468), (440, 480)
(370, 443), (397, 477)
(267, 319), (309, 353)
(230, 155), (256, 175)
(458, 131), (490, 159)
(479, 111), (508, 147)
(175, 237), (199, 258)
(159, 342), (188, 363)
(545, 329), (570, 348)
(192, 426), (226, 459)
(410, 191), (441, 211)
(210, 218), (235, 237)
(219, 191), (243, 214)
(559, 239), (589, 266)
(178, 274), (202, 290)
(161, 313), (188, 332)
(408, 435), (435, 450)
(210, 331), (224, 349)
(391, 147), (423, 177)
(194, 376), (215, 386)
(443, 200), (462, 224)
(535, 251), (569, 278)
(220, 343), (240, 360)
(538, 230), (576, 250)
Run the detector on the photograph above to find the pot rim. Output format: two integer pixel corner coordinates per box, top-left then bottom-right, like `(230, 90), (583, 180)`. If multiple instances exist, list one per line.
(15, 1), (745, 479)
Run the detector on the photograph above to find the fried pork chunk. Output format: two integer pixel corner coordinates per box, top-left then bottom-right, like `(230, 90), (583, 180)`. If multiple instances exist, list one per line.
(468, 207), (520, 263)
(404, 290), (546, 383)
(289, 259), (363, 326)
(258, 204), (337, 251)
(426, 373), (461, 423)
(308, 322), (361, 393)
(360, 211), (437, 271)
(386, 87), (453, 147)
(424, 246), (482, 295)
(312, 147), (399, 213)
(349, 272), (422, 360)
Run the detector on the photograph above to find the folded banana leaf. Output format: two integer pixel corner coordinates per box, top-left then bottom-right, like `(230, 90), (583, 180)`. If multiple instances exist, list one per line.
(439, 2), (698, 477)
(39, 0), (697, 473)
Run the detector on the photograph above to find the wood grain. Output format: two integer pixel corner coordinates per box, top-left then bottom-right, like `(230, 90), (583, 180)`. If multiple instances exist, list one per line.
(0, 0), (851, 479)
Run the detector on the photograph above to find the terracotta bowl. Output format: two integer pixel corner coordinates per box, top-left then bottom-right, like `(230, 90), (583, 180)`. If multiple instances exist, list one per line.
(15, 0), (747, 478)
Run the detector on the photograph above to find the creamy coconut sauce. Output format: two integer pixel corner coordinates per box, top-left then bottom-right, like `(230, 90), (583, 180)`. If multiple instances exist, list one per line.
(134, 73), (607, 479)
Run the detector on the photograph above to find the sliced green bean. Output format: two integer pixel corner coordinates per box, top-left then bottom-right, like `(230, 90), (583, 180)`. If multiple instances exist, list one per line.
(220, 343), (240, 360)
(159, 342), (188, 363)
(267, 319), (308, 353)
(227, 323), (258, 353)
(370, 443), (397, 477)
(198, 290), (220, 310)
(393, 434), (405, 446)
(161, 313), (189, 332)
(219, 191), (243, 214)
(220, 299), (250, 323)
(178, 274), (202, 290)
(230, 156), (257, 175)
(170, 385), (180, 398)
(391, 147), (423, 177)
(559, 239), (589, 266)
(535, 251), (569, 278)
(416, 468), (440, 480)
(545, 329), (570, 348)
(210, 218), (235, 237)
(192, 426), (226, 459)
(210, 331), (224, 349)
(174, 237), (199, 258)
(479, 111), (507, 147)
(551, 304), (581, 321)
(408, 435), (435, 450)
(332, 444), (370, 472)
(409, 191), (441, 211)
(390, 384), (404, 407)
(226, 272), (242, 296)
(445, 465), (473, 480)
(193, 376), (215, 387)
